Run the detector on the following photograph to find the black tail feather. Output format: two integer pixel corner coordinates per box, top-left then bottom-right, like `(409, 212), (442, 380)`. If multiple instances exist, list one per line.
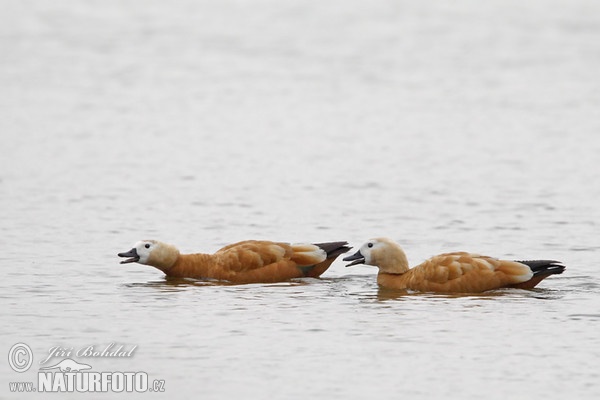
(314, 241), (352, 259)
(515, 260), (566, 276)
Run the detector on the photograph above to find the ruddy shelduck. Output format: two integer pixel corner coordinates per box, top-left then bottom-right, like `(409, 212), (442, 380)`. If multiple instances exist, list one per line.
(118, 240), (351, 283)
(344, 238), (565, 293)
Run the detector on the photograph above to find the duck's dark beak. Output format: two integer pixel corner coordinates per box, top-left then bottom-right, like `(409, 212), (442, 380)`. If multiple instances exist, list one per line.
(118, 248), (140, 264)
(343, 250), (365, 267)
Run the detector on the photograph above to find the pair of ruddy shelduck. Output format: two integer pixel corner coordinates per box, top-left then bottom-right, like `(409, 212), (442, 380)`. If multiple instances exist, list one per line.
(118, 237), (565, 293)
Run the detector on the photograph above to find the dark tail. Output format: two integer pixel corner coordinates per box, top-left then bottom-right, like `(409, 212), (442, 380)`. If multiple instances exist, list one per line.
(314, 241), (352, 259)
(517, 260), (566, 276)
(305, 242), (352, 278)
(511, 260), (566, 289)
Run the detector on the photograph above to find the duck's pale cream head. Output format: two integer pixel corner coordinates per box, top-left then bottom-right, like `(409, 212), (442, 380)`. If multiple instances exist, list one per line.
(118, 240), (180, 271)
(343, 238), (410, 274)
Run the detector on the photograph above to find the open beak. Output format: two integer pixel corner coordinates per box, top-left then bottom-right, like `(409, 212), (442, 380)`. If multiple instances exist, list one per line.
(343, 250), (366, 267)
(118, 248), (140, 264)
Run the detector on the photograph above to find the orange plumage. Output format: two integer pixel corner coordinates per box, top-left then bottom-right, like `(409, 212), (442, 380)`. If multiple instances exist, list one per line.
(344, 238), (565, 293)
(118, 240), (350, 284)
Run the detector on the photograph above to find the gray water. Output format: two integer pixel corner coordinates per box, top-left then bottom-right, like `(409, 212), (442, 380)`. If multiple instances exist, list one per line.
(2, 0), (600, 398)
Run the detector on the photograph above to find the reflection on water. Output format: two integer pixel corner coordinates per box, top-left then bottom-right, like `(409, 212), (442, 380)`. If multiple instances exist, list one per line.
(124, 277), (314, 291)
(125, 278), (232, 291)
(568, 314), (600, 321)
(375, 284), (567, 302)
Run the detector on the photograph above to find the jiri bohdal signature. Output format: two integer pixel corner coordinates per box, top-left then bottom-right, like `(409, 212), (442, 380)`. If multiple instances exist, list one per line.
(39, 343), (137, 365)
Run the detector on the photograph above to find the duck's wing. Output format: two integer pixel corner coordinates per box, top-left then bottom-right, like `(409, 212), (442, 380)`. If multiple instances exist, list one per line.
(215, 241), (291, 273)
(215, 240), (327, 273)
(407, 252), (533, 292)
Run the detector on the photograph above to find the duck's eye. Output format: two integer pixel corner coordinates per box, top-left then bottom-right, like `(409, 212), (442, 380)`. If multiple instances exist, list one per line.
(367, 243), (373, 248)
(145, 244), (151, 249)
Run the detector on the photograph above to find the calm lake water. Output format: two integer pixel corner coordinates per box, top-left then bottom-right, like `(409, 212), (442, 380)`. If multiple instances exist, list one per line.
(2, 0), (599, 398)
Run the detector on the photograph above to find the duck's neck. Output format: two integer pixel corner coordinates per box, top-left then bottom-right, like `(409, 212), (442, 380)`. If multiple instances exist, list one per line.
(165, 253), (213, 278)
(377, 272), (409, 289)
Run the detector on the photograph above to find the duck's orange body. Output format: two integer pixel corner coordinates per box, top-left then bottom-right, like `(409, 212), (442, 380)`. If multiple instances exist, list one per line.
(375, 252), (564, 292)
(119, 240), (350, 284)
(345, 238), (565, 293)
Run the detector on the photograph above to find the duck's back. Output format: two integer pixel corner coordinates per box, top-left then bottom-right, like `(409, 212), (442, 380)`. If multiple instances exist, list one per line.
(378, 252), (535, 293)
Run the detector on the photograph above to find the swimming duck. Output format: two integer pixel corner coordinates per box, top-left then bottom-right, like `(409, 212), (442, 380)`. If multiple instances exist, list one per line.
(118, 240), (350, 283)
(344, 238), (565, 293)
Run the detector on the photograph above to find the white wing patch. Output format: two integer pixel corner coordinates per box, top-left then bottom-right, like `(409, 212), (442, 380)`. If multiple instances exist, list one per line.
(291, 243), (327, 265)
